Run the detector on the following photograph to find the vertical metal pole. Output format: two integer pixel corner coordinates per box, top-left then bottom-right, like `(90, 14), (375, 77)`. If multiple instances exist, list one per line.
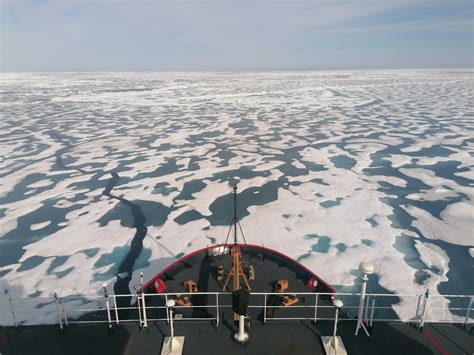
(60, 297), (68, 326)
(355, 273), (368, 335)
(105, 293), (112, 328)
(8, 297), (17, 327)
(141, 291), (148, 328)
(464, 296), (473, 328)
(419, 289), (429, 330)
(165, 294), (169, 323)
(369, 297), (376, 328)
(263, 294), (267, 324)
(364, 294), (370, 322)
(114, 295), (119, 324)
(216, 293), (219, 328)
(314, 293), (319, 324)
(139, 272), (144, 326)
(53, 293), (63, 330)
(415, 294), (423, 320)
(137, 293), (143, 325)
(138, 271), (144, 327)
(169, 307), (174, 339)
(233, 185), (238, 244)
(333, 307), (339, 338)
(331, 307), (340, 351)
(236, 315), (247, 340)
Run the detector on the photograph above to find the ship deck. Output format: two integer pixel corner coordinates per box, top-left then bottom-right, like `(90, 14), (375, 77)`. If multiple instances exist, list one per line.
(1, 320), (473, 354)
(137, 244), (336, 323)
(2, 245), (472, 354)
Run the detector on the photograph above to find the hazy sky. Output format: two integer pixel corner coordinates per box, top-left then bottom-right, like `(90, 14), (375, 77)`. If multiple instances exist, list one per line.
(1, 0), (473, 71)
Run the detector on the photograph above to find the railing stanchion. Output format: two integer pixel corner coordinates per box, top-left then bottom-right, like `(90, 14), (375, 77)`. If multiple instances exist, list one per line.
(364, 294), (370, 322)
(314, 293), (318, 324)
(464, 296), (473, 328)
(105, 293), (112, 328)
(419, 289), (429, 331)
(415, 294), (423, 320)
(137, 293), (143, 326)
(355, 262), (374, 337)
(3, 282), (17, 327)
(5, 289), (474, 328)
(369, 297), (376, 329)
(165, 294), (170, 324)
(216, 293), (219, 328)
(52, 292), (63, 330)
(8, 296), (17, 327)
(114, 295), (119, 324)
(60, 297), (68, 326)
(141, 292), (148, 328)
(263, 294), (267, 324)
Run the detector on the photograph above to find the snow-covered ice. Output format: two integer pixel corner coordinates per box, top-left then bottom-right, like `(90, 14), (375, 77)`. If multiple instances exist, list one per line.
(0, 70), (473, 324)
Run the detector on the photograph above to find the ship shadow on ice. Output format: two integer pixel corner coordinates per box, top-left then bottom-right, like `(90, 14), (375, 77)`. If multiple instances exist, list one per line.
(75, 255), (176, 324)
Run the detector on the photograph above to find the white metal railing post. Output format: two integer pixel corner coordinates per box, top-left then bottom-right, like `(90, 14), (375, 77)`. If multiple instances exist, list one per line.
(263, 294), (267, 324)
(364, 294), (370, 322)
(356, 272), (369, 335)
(52, 292), (63, 330)
(216, 293), (219, 328)
(419, 289), (430, 330)
(137, 293), (143, 325)
(355, 262), (374, 336)
(104, 289), (112, 328)
(415, 294), (423, 320)
(314, 293), (319, 323)
(165, 294), (170, 323)
(328, 299), (344, 352)
(333, 301), (341, 337)
(464, 296), (473, 327)
(3, 282), (16, 327)
(4, 281), (17, 327)
(170, 307), (175, 338)
(369, 297), (376, 329)
(8, 296), (17, 327)
(5, 289), (474, 329)
(60, 297), (68, 326)
(141, 292), (148, 328)
(113, 295), (119, 324)
(164, 299), (179, 352)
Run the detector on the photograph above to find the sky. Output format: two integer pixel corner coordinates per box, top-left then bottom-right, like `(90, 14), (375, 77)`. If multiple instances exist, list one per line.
(0, 0), (473, 71)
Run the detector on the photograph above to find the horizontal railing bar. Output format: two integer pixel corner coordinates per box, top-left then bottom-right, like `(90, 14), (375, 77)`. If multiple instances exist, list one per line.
(6, 293), (473, 300)
(3, 289), (473, 329)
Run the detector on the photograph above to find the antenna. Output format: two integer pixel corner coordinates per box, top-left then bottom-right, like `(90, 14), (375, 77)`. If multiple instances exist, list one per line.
(233, 184), (238, 244)
(223, 183), (247, 248)
(222, 184), (251, 293)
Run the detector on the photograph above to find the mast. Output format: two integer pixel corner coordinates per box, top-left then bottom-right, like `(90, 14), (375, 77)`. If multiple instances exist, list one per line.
(233, 185), (238, 244)
(222, 184), (251, 293)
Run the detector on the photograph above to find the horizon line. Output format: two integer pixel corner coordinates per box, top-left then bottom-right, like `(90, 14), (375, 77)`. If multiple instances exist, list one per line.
(1, 66), (473, 74)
